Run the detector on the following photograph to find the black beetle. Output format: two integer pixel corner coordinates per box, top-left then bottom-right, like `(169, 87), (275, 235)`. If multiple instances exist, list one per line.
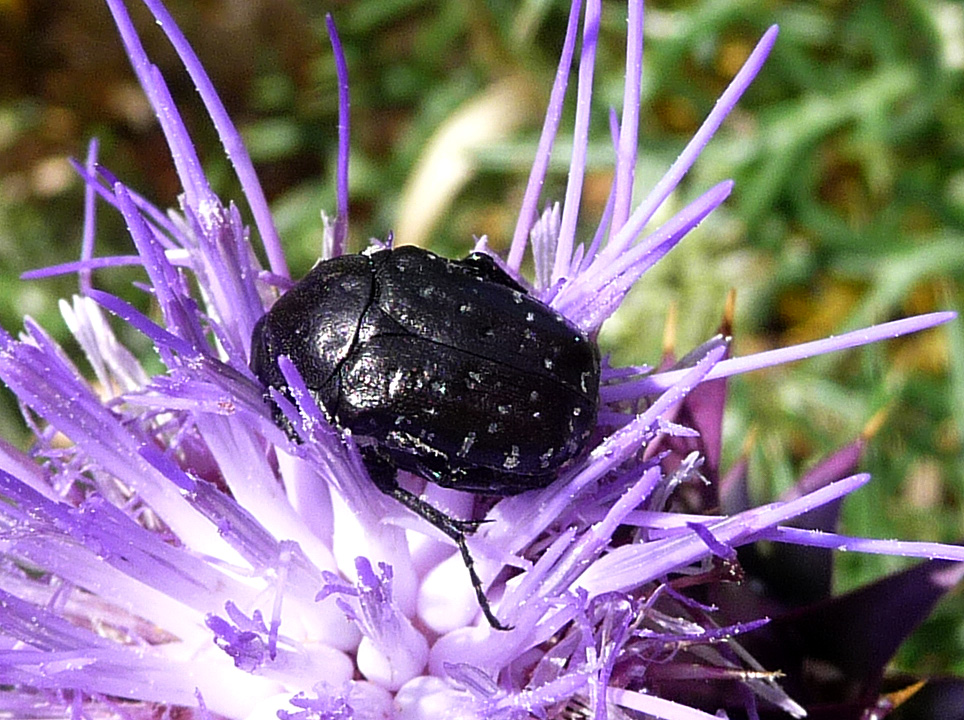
(250, 245), (600, 629)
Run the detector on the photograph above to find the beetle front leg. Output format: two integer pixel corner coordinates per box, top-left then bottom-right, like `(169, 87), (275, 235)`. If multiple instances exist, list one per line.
(386, 482), (512, 632)
(360, 447), (512, 631)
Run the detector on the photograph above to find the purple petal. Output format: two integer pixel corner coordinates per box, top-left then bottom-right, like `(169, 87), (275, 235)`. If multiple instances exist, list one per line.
(508, 0), (584, 270)
(552, 0), (602, 283)
(619, 312), (957, 397)
(610, 0), (644, 233)
(102, 0), (213, 212)
(21, 255), (144, 280)
(598, 25), (780, 262)
(326, 14), (351, 258)
(136, 0), (286, 276)
(555, 180), (734, 330)
(577, 474), (871, 596)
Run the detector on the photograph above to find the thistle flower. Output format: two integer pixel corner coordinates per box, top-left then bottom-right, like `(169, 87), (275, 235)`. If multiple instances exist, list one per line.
(0, 1), (960, 719)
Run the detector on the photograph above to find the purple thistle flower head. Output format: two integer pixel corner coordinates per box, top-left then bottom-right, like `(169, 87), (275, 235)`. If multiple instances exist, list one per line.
(0, 1), (960, 719)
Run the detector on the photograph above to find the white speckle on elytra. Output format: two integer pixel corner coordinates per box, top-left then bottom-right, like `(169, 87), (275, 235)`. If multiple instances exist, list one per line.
(388, 368), (405, 397)
(503, 446), (520, 469)
(459, 432), (477, 457)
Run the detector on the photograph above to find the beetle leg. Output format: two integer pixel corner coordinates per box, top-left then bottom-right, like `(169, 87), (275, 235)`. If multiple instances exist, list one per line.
(385, 481), (513, 632)
(360, 447), (512, 631)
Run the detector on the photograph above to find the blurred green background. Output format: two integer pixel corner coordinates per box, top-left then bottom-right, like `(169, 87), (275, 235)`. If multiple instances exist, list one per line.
(1, 0), (962, 680)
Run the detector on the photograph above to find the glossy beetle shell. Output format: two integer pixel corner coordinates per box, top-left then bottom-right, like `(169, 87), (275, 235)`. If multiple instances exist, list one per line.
(251, 245), (600, 494)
